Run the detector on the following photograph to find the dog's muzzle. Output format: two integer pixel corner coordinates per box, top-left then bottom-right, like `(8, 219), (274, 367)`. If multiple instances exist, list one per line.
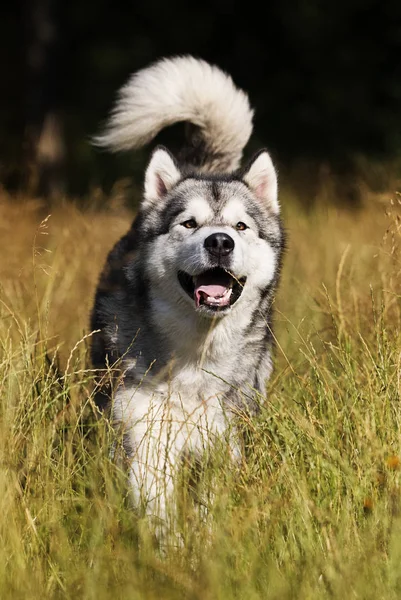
(177, 266), (246, 313)
(177, 231), (246, 314)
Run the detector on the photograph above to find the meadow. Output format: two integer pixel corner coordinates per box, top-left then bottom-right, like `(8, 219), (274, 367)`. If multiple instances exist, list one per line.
(0, 177), (400, 599)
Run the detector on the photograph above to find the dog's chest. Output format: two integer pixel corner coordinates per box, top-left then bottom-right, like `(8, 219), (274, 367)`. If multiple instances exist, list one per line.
(159, 361), (230, 404)
(114, 359), (233, 453)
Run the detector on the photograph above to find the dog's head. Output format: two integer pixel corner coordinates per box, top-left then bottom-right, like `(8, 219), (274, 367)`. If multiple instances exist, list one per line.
(135, 146), (284, 319)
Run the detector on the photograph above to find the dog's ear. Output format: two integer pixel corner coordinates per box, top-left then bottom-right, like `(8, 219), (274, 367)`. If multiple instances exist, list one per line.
(144, 146), (181, 206)
(242, 150), (279, 214)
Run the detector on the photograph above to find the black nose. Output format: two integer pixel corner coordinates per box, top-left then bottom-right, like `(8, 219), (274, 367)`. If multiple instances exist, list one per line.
(204, 232), (235, 257)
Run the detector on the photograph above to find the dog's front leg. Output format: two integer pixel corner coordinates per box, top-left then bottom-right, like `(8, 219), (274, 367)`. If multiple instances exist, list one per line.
(128, 415), (182, 526)
(114, 389), (187, 528)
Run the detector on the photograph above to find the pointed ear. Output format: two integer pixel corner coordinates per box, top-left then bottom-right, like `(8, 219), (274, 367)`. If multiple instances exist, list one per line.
(144, 146), (181, 207)
(242, 150), (279, 214)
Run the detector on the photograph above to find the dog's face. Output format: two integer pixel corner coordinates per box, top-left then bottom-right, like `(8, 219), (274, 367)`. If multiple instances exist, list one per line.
(137, 147), (283, 318)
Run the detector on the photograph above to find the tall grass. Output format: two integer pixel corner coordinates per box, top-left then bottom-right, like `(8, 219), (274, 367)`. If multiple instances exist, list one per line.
(0, 186), (400, 599)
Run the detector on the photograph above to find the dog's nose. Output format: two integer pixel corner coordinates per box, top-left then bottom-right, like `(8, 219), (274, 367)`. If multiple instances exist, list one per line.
(204, 232), (235, 257)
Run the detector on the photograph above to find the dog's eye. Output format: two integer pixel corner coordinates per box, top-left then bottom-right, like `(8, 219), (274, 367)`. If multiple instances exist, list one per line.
(182, 219), (197, 229)
(236, 222), (248, 231)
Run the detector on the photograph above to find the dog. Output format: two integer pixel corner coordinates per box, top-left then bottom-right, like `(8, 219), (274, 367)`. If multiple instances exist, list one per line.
(91, 56), (285, 527)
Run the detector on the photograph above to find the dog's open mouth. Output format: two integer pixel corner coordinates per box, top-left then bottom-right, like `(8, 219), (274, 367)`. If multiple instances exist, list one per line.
(177, 267), (246, 311)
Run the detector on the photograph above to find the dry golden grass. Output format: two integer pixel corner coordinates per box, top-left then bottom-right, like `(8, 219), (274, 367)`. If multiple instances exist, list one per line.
(0, 195), (128, 359)
(0, 183), (400, 599)
(1, 187), (398, 358)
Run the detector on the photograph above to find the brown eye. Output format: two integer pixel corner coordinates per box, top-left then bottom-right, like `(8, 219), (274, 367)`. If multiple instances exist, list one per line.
(182, 219), (197, 229)
(236, 222), (248, 231)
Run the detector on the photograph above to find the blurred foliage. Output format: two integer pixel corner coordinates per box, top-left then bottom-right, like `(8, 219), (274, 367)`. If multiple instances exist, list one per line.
(1, 0), (401, 199)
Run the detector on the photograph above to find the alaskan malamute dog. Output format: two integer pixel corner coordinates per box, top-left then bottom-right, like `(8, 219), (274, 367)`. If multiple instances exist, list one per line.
(91, 56), (284, 526)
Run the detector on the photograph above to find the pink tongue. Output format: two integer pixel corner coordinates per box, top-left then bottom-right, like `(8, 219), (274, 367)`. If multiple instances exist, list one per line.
(195, 284), (229, 307)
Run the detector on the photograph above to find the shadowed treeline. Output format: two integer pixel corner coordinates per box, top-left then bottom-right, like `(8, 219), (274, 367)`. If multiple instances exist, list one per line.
(1, 0), (401, 201)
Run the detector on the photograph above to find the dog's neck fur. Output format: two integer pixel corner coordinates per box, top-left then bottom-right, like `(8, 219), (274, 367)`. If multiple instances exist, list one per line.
(122, 290), (272, 411)
(149, 292), (258, 364)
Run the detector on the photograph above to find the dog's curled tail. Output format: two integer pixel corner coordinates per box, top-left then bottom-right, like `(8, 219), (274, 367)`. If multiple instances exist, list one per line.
(93, 55), (254, 173)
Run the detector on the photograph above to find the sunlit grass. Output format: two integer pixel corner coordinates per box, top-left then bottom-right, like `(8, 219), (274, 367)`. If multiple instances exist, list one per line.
(0, 185), (400, 598)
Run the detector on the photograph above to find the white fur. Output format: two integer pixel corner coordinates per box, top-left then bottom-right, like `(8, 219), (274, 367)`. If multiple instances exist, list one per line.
(94, 55), (254, 171)
(117, 190), (278, 524)
(92, 58), (282, 533)
(175, 196), (215, 225)
(144, 148), (181, 207)
(150, 193), (268, 325)
(243, 151), (279, 214)
(114, 178), (278, 528)
(114, 373), (236, 524)
(114, 297), (263, 524)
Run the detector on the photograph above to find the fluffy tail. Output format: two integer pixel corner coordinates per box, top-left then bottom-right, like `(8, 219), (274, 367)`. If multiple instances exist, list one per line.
(93, 55), (254, 173)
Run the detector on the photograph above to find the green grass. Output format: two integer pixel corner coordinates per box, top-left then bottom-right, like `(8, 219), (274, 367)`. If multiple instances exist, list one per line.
(0, 188), (400, 599)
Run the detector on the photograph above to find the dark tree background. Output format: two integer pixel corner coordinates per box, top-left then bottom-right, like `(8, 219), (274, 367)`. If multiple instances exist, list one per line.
(1, 0), (401, 200)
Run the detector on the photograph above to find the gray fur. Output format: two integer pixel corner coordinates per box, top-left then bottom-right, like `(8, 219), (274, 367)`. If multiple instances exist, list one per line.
(91, 56), (285, 526)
